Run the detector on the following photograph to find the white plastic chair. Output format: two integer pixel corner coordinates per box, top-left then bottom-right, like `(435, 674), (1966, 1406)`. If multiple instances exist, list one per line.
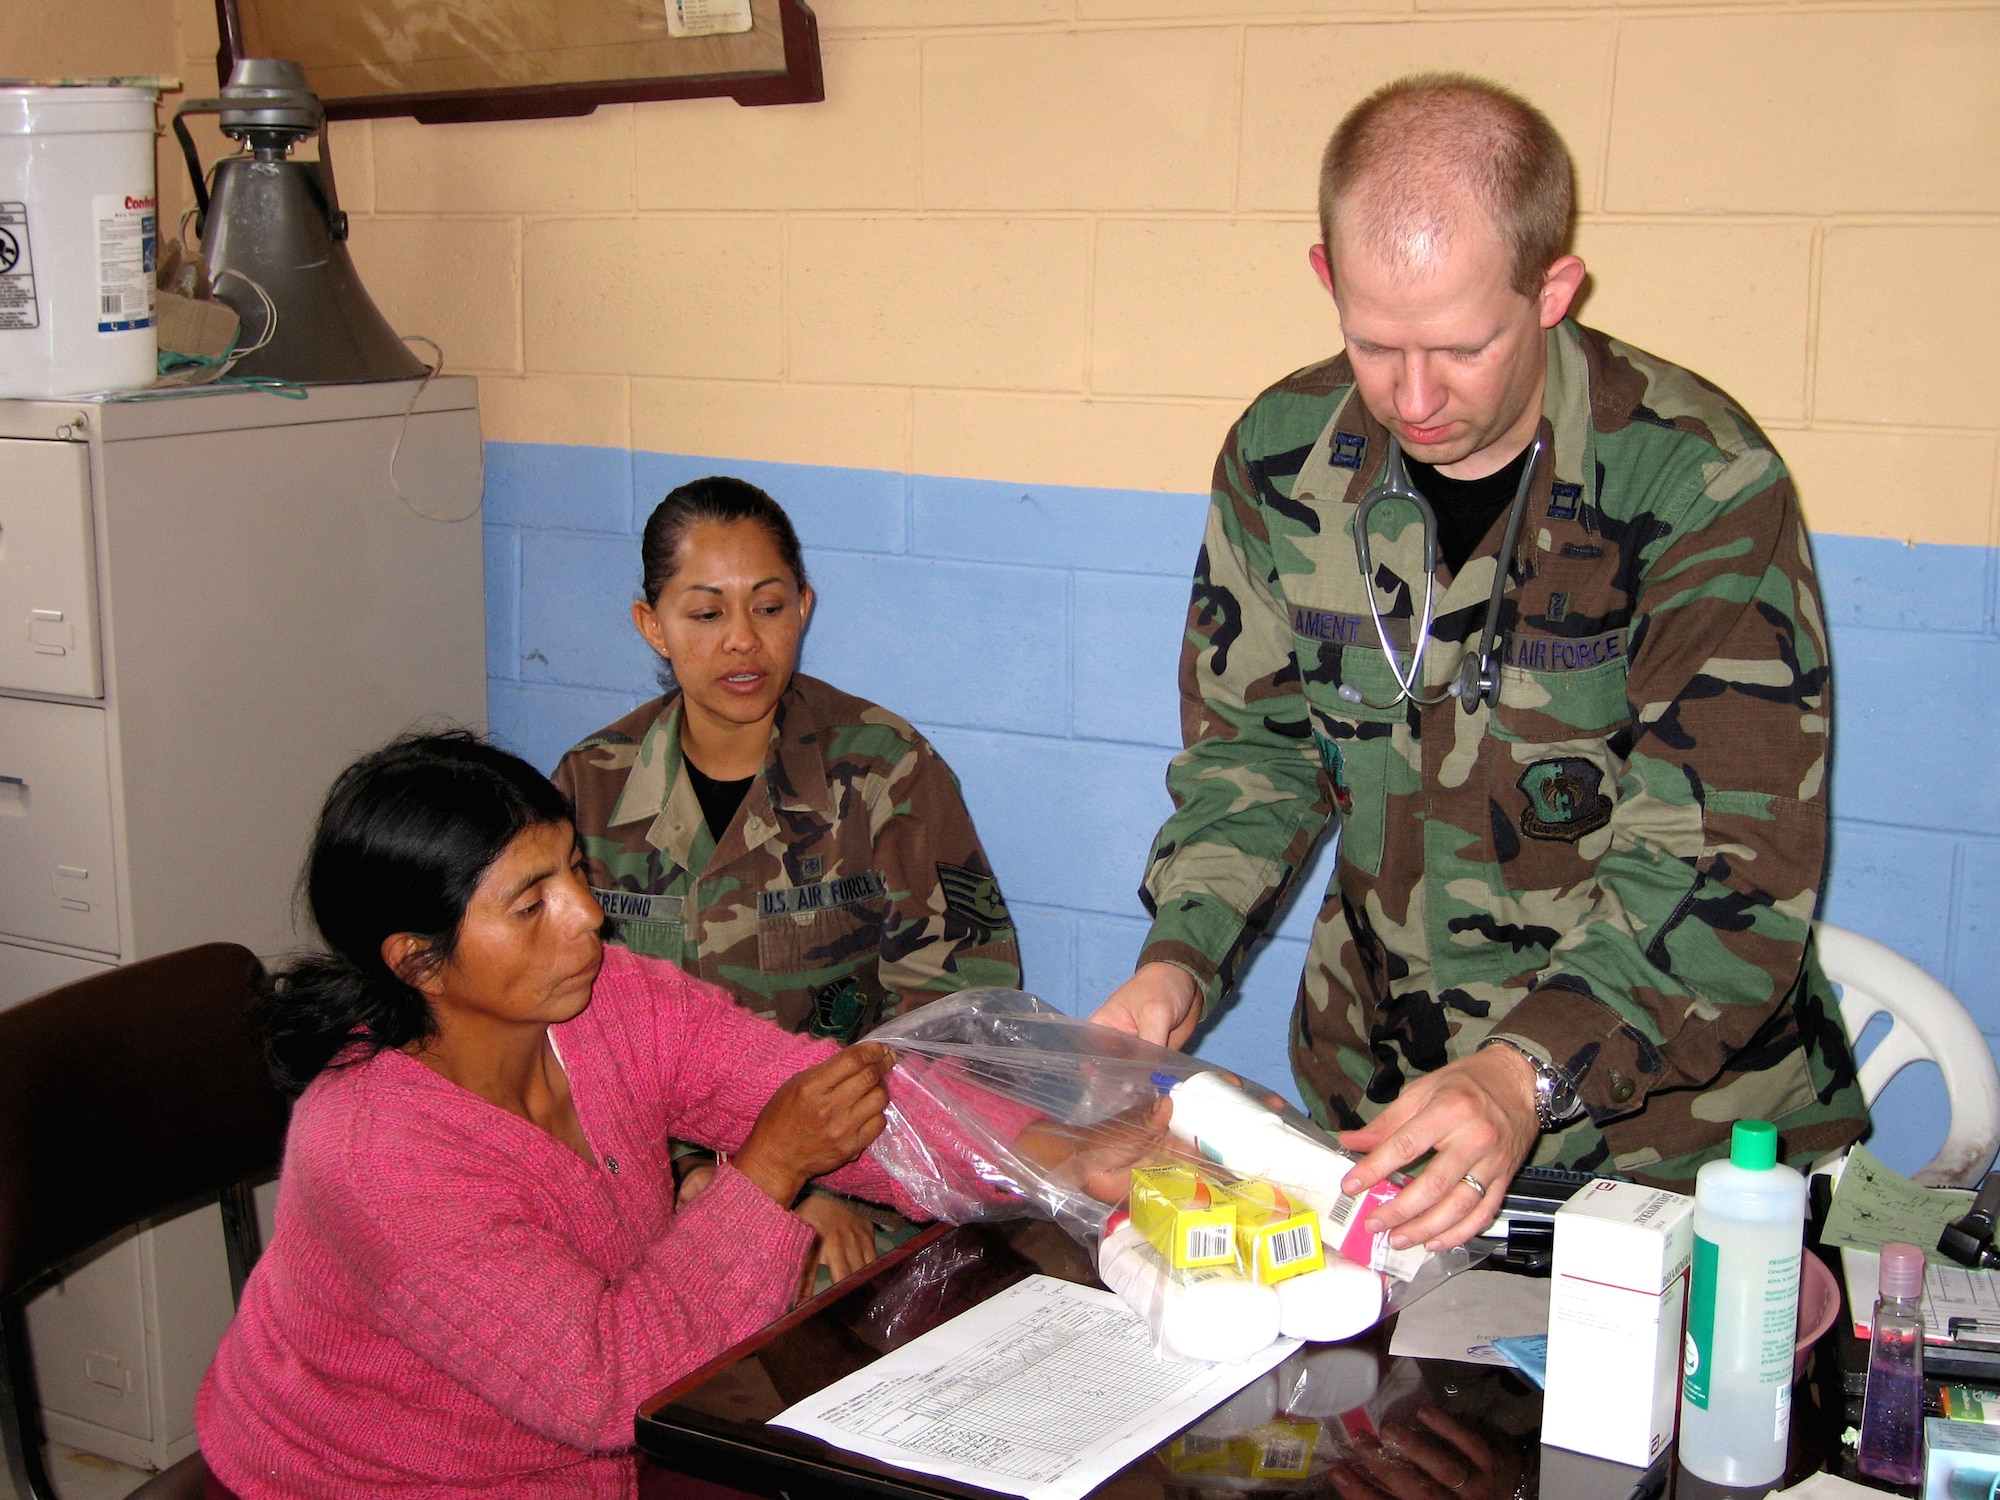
(1816, 921), (2000, 1188)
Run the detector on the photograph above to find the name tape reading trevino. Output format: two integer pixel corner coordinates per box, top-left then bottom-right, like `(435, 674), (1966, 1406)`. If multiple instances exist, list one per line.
(592, 890), (684, 925)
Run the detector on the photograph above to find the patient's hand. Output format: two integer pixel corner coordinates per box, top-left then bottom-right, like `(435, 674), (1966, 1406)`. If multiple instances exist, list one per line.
(794, 1194), (881, 1295)
(1014, 1096), (1174, 1206)
(677, 1161), (717, 1205)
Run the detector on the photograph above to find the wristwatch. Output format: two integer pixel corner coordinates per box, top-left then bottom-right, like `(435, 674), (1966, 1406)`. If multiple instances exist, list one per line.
(1479, 1036), (1583, 1132)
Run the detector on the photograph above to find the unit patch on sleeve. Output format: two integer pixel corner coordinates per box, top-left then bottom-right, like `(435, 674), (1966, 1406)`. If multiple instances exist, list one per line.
(756, 869), (888, 920)
(1516, 758), (1613, 842)
(936, 862), (1012, 930)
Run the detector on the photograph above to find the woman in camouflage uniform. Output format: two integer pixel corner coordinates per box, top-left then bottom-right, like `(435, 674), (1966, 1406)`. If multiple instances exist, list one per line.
(553, 476), (1021, 1288)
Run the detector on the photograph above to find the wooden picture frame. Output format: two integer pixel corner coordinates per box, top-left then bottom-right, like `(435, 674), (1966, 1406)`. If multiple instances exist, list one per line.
(212, 0), (823, 123)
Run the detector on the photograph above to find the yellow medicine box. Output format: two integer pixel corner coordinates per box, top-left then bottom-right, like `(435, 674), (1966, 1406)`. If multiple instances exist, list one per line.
(1234, 1418), (1319, 1480)
(1224, 1179), (1325, 1284)
(1129, 1166), (1237, 1269)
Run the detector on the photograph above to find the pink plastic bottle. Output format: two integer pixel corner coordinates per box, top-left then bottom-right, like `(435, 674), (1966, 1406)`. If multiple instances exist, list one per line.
(1857, 1242), (1926, 1486)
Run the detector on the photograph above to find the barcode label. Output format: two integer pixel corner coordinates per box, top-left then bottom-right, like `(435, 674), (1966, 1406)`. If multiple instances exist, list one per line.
(1267, 1224), (1316, 1267)
(1185, 1224), (1232, 1262)
(101, 293), (121, 315)
(1260, 1437), (1308, 1471)
(1324, 1192), (1360, 1231)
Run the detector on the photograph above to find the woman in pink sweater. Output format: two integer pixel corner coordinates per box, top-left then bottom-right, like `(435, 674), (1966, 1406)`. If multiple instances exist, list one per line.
(196, 733), (942, 1499)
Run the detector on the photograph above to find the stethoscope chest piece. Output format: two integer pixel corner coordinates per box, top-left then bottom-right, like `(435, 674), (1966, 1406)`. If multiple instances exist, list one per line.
(1454, 649), (1500, 711)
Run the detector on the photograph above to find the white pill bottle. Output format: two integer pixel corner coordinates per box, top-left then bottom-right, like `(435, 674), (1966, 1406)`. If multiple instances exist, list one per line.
(1677, 1119), (1806, 1487)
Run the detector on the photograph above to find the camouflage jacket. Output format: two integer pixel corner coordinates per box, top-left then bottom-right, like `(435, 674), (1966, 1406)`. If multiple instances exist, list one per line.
(1138, 319), (1867, 1186)
(555, 675), (1021, 1042)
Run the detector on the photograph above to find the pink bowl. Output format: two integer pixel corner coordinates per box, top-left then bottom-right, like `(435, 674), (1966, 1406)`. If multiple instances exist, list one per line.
(1794, 1252), (1841, 1378)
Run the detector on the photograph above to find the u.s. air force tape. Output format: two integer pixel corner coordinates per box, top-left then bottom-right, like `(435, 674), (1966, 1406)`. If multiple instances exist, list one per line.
(592, 889), (684, 925)
(756, 869), (887, 920)
(1500, 629), (1627, 672)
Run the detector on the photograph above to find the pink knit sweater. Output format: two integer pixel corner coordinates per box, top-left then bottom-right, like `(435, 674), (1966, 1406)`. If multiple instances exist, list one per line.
(196, 945), (931, 1499)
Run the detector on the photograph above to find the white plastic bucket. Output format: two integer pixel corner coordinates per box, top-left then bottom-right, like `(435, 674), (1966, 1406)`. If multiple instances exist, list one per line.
(0, 86), (159, 399)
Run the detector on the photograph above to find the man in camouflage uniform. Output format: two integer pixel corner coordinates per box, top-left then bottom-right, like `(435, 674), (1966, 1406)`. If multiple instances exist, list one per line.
(556, 674), (1020, 1040)
(1094, 74), (1866, 1251)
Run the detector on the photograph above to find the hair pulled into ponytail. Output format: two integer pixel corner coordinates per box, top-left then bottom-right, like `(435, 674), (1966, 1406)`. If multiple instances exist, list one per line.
(264, 731), (575, 1095)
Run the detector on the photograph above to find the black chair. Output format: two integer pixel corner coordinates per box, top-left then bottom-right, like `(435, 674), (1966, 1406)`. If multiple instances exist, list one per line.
(0, 944), (289, 1500)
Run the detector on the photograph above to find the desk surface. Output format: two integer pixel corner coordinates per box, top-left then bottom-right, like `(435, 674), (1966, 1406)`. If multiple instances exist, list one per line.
(637, 1220), (1849, 1500)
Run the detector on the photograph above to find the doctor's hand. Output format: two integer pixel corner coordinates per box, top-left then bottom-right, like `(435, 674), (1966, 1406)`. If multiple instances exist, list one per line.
(1336, 1046), (1540, 1252)
(1089, 963), (1202, 1050)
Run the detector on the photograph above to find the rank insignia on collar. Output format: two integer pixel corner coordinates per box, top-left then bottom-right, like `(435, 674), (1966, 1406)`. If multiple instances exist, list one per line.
(1331, 432), (1368, 471)
(1548, 481), (1582, 521)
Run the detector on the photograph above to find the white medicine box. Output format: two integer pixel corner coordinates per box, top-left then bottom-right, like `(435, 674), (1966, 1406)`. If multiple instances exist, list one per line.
(1542, 1180), (1696, 1468)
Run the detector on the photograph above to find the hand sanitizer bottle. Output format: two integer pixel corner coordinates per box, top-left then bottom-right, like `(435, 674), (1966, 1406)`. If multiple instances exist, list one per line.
(1678, 1119), (1807, 1487)
(1857, 1242), (1926, 1485)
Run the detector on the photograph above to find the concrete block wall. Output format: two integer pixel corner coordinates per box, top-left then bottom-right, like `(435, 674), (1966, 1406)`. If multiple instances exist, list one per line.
(27, 0), (2000, 1176)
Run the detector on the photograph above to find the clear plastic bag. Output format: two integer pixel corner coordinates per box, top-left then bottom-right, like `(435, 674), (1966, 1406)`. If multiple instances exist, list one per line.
(869, 988), (1482, 1341)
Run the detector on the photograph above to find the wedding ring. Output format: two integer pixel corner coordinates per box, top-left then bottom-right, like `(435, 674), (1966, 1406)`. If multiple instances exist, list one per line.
(1461, 1172), (1487, 1196)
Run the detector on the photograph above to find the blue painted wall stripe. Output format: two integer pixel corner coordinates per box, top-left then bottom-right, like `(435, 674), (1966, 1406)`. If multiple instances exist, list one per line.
(485, 441), (2000, 1178)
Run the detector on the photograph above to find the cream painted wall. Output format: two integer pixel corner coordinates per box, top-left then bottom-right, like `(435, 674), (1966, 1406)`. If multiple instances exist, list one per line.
(12, 2), (1996, 545)
(4, 0), (190, 244)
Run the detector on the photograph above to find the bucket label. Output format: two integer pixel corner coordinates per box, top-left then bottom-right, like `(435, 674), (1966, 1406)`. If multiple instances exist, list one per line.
(93, 193), (155, 334)
(0, 202), (37, 331)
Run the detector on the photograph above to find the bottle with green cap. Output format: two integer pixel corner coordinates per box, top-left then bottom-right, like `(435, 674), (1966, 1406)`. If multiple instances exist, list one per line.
(1678, 1119), (1808, 1485)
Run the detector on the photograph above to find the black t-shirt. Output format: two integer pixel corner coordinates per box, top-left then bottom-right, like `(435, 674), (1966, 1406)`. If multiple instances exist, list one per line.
(1405, 443), (1534, 577)
(683, 757), (756, 840)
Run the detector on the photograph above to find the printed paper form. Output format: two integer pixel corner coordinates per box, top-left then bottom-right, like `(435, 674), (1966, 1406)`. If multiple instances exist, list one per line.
(771, 1274), (1299, 1500)
(1842, 1249), (2000, 1342)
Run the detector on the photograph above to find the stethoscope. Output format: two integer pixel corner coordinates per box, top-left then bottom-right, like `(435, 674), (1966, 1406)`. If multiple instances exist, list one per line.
(1341, 433), (1545, 714)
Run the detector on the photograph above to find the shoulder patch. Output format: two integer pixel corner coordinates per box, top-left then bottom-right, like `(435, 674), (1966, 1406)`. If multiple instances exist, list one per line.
(937, 862), (1011, 929)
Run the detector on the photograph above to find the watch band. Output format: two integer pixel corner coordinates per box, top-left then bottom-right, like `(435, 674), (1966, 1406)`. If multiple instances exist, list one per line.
(1479, 1036), (1583, 1131)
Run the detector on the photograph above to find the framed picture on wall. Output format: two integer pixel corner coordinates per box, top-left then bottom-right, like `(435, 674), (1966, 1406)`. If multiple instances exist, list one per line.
(211, 0), (822, 123)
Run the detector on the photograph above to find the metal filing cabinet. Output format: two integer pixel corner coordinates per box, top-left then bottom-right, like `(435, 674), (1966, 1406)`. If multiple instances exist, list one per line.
(0, 379), (487, 1472)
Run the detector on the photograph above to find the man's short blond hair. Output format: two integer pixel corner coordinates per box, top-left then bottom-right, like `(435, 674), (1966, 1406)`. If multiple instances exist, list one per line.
(1319, 74), (1574, 298)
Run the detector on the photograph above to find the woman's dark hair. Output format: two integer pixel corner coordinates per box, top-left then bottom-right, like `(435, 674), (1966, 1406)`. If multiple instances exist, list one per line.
(639, 475), (808, 605)
(264, 731), (574, 1095)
